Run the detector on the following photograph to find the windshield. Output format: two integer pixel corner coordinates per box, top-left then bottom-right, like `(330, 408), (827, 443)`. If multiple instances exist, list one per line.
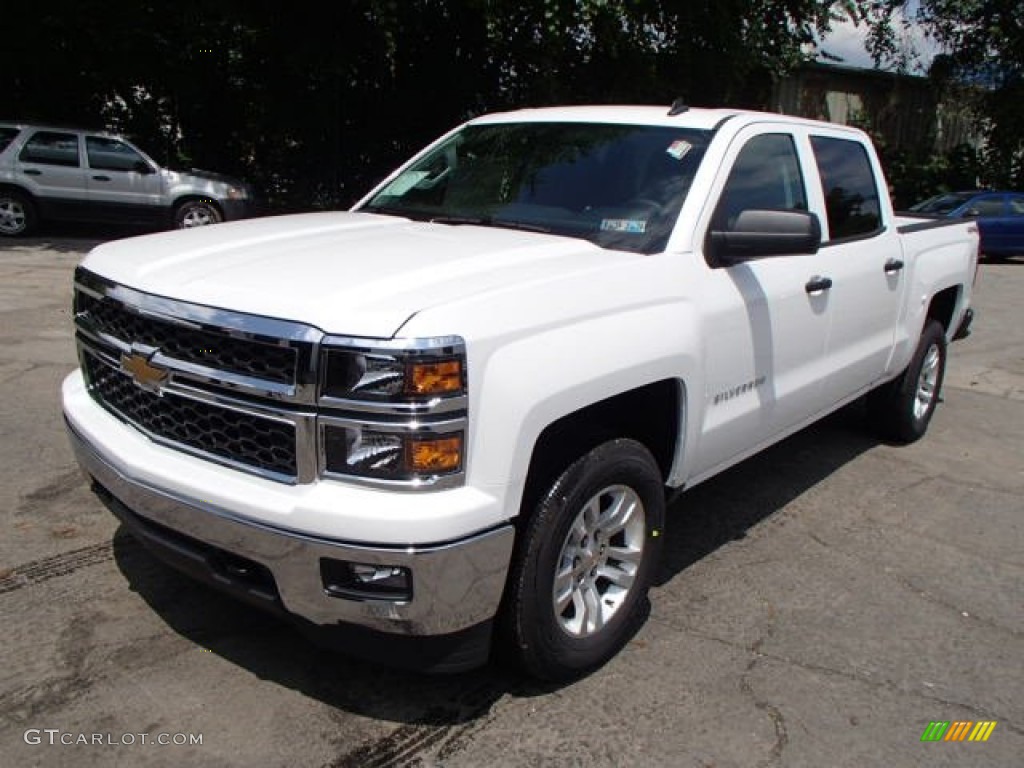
(360, 122), (711, 254)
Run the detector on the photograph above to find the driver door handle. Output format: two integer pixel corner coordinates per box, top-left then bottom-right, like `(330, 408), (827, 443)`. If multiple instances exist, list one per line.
(884, 258), (905, 274)
(805, 276), (833, 294)
(92, 175), (111, 182)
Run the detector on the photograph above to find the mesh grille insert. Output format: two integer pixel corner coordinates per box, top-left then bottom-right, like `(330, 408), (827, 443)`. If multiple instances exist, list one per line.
(84, 354), (297, 478)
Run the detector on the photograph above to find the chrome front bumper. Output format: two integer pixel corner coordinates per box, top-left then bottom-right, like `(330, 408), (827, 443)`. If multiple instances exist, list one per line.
(67, 418), (515, 637)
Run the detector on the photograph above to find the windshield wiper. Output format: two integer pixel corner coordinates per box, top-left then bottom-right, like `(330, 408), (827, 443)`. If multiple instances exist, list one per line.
(428, 214), (491, 226)
(430, 214), (553, 234)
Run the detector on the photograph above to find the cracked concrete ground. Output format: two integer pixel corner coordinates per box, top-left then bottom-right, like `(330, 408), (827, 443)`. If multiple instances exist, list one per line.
(0, 233), (1020, 767)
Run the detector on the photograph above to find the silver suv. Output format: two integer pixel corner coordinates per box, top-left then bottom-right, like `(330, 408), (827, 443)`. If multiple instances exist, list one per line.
(0, 123), (254, 236)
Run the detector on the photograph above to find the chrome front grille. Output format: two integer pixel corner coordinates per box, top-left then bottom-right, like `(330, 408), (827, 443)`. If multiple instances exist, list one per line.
(74, 268), (318, 483)
(83, 353), (298, 478)
(72, 267), (467, 490)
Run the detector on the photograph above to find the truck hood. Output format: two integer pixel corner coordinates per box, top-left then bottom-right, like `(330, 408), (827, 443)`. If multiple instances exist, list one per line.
(82, 212), (629, 337)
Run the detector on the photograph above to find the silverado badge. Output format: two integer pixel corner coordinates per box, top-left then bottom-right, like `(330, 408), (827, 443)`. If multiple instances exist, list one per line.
(121, 350), (168, 394)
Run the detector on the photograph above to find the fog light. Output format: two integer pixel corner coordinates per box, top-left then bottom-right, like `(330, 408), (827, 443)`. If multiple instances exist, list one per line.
(321, 558), (412, 601)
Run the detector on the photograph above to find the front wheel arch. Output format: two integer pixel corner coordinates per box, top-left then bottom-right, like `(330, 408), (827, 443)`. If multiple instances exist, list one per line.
(501, 438), (666, 681)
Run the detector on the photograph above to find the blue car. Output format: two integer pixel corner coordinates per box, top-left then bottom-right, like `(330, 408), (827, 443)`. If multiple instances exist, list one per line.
(910, 190), (1024, 258)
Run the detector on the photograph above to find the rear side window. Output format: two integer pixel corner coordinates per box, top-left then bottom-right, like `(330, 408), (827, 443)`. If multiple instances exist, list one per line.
(0, 127), (19, 153)
(810, 136), (881, 240)
(19, 131), (80, 167)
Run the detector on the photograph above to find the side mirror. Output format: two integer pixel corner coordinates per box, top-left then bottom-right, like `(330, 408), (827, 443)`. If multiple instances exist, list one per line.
(963, 208), (981, 218)
(709, 209), (821, 265)
(133, 161), (155, 175)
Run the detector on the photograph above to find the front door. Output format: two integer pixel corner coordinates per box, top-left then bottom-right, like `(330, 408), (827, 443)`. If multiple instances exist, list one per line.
(84, 136), (166, 223)
(693, 130), (832, 479)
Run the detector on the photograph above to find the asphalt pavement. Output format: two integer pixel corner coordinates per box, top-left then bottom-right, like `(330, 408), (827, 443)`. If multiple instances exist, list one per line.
(0, 230), (1020, 767)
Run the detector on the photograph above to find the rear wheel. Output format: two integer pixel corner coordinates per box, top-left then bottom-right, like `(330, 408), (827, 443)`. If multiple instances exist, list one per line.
(0, 190), (36, 236)
(174, 199), (222, 228)
(867, 320), (947, 443)
(503, 439), (665, 681)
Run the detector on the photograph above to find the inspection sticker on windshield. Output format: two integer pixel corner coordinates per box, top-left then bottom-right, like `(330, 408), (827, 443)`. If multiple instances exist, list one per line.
(666, 140), (692, 160)
(601, 218), (647, 234)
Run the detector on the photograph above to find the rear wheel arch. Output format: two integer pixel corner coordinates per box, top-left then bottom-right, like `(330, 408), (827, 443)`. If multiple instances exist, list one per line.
(926, 285), (961, 337)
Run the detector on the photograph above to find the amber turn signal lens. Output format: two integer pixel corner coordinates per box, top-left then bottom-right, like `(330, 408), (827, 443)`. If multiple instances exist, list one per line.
(408, 360), (462, 395)
(409, 435), (463, 473)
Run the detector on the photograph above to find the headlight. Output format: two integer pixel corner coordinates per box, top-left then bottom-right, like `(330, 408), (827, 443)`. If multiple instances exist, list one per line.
(322, 423), (464, 483)
(321, 340), (465, 403)
(318, 336), (467, 488)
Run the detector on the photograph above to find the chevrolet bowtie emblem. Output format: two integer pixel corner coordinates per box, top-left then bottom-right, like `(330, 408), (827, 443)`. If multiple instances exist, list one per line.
(121, 351), (168, 394)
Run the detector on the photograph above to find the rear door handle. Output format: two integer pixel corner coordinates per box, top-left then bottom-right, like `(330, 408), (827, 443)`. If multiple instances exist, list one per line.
(92, 175), (111, 182)
(805, 276), (833, 294)
(884, 258), (905, 274)
(23, 169), (41, 176)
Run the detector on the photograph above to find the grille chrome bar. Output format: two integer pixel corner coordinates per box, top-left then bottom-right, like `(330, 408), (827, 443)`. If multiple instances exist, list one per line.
(74, 267), (319, 404)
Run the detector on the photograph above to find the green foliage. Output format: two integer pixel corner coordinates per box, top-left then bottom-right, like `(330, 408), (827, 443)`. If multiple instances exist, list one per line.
(867, 1), (1023, 188)
(11, 1), (1015, 210)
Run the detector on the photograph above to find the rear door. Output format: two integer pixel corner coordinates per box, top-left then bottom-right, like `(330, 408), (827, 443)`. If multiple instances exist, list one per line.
(804, 132), (906, 405)
(84, 136), (166, 223)
(15, 130), (89, 216)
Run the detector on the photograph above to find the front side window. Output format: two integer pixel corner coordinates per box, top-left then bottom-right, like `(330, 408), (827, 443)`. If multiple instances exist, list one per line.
(710, 133), (807, 232)
(86, 137), (149, 173)
(1009, 196), (1024, 216)
(19, 131), (80, 167)
(361, 122), (711, 254)
(810, 136), (882, 239)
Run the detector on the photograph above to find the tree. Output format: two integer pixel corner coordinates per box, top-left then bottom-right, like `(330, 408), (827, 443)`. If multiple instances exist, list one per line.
(6, 1), (869, 210)
(866, 0), (1024, 187)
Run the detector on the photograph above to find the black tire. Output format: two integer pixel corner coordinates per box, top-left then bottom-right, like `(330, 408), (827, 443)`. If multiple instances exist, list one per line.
(174, 199), (223, 229)
(503, 438), (665, 681)
(0, 189), (37, 236)
(867, 320), (947, 443)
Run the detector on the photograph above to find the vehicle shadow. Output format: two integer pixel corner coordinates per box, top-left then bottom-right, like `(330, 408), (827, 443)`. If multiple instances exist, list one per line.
(656, 403), (878, 586)
(109, 402), (879, 752)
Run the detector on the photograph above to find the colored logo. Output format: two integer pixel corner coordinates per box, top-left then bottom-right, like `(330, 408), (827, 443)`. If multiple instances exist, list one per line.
(921, 721), (997, 742)
(121, 350), (169, 394)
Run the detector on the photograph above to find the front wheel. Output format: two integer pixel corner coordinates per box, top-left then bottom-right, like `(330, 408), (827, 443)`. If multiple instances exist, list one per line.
(867, 320), (947, 443)
(503, 439), (665, 681)
(174, 199), (223, 229)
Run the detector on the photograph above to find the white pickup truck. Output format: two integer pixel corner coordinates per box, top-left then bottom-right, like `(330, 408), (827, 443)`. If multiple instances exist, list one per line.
(62, 105), (978, 680)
